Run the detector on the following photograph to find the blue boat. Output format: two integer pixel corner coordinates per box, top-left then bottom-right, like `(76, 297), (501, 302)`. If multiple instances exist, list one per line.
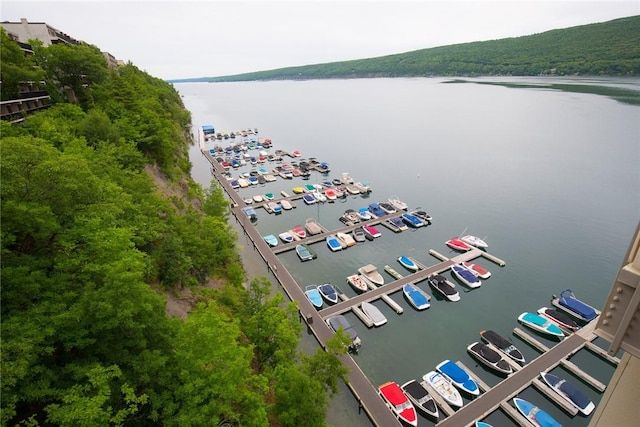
(402, 284), (430, 310)
(326, 235), (343, 252)
(263, 234), (278, 247)
(552, 289), (598, 322)
(401, 212), (424, 228)
(304, 285), (323, 309)
(303, 193), (317, 205)
(451, 264), (481, 288)
(398, 255), (419, 271)
(296, 244), (316, 261)
(241, 206), (258, 221)
(518, 312), (564, 339)
(317, 284), (339, 304)
(513, 398), (562, 427)
(436, 360), (480, 396)
(540, 371), (595, 415)
(475, 422), (493, 427)
(368, 203), (386, 217)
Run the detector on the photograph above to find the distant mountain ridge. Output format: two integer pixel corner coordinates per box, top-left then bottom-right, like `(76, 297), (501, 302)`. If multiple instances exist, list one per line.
(170, 15), (640, 82)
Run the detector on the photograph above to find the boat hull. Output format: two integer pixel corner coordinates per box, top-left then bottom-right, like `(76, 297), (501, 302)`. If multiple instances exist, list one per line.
(422, 371), (463, 408)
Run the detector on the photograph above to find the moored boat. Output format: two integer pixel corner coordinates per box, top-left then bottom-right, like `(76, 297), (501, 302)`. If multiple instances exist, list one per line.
(402, 284), (431, 310)
(292, 224), (306, 239)
(411, 209), (433, 223)
(398, 255), (419, 271)
(317, 283), (339, 304)
(445, 237), (472, 251)
(361, 301), (387, 326)
(378, 381), (418, 426)
(263, 234), (278, 247)
(513, 397), (562, 427)
(279, 231), (294, 243)
(388, 216), (408, 232)
(462, 261), (492, 279)
(302, 193), (317, 205)
(422, 371), (464, 408)
(427, 274), (461, 302)
(451, 264), (482, 288)
(401, 380), (439, 419)
(357, 207), (373, 220)
(368, 203), (386, 217)
(352, 227), (366, 243)
(480, 329), (526, 364)
(540, 371), (595, 416)
(295, 244), (316, 261)
(362, 224), (382, 239)
(326, 235), (343, 252)
(401, 212), (424, 228)
(346, 274), (369, 293)
(304, 218), (323, 235)
(466, 342), (513, 375)
(552, 289), (599, 322)
(518, 312), (565, 339)
(336, 232), (356, 247)
(280, 199), (293, 210)
(388, 196), (409, 211)
(241, 206), (258, 221)
(460, 234), (488, 249)
(537, 307), (580, 333)
(379, 202), (397, 214)
(358, 264), (384, 285)
(436, 359), (480, 396)
(304, 285), (323, 309)
(326, 314), (361, 351)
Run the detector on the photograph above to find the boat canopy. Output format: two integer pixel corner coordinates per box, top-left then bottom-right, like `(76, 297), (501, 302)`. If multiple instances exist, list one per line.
(559, 289), (597, 320)
(558, 379), (591, 409)
(202, 124), (215, 135)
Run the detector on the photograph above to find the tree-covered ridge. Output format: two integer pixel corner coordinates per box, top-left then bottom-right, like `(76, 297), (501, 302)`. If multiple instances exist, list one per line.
(1, 30), (348, 426)
(199, 15), (640, 81)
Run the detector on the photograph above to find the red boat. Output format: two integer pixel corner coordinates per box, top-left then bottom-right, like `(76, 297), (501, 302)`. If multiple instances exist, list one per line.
(362, 224), (382, 239)
(446, 237), (472, 251)
(378, 381), (417, 426)
(292, 225), (306, 239)
(462, 262), (491, 279)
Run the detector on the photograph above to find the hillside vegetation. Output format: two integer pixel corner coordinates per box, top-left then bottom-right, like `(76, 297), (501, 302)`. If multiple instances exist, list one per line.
(195, 15), (640, 81)
(1, 28), (348, 426)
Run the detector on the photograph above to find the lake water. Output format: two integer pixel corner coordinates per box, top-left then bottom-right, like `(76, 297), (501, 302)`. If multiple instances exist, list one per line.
(176, 77), (639, 427)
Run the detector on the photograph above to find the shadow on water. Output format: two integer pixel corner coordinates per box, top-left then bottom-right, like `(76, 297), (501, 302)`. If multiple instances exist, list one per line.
(446, 78), (640, 105)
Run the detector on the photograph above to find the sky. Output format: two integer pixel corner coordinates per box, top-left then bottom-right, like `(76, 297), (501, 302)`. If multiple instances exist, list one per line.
(2, 1), (639, 80)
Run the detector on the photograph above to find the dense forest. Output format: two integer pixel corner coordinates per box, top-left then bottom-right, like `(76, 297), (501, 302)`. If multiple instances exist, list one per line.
(1, 28), (349, 426)
(172, 15), (640, 82)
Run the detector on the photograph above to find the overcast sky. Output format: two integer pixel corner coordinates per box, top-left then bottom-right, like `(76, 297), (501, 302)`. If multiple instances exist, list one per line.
(2, 1), (639, 80)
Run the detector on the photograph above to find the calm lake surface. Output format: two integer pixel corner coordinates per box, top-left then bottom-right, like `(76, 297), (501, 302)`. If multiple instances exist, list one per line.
(177, 77), (639, 427)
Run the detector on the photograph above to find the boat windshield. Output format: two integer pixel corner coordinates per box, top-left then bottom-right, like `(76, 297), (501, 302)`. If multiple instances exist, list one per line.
(395, 401), (412, 411)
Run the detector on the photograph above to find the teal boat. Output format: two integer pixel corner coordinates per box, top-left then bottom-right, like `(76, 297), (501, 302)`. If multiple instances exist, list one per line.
(263, 234), (278, 247)
(518, 312), (564, 339)
(513, 398), (562, 427)
(304, 285), (323, 309)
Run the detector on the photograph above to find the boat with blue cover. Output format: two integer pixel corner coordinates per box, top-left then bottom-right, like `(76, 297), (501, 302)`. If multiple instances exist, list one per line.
(552, 289), (599, 322)
(402, 284), (430, 310)
(398, 255), (419, 271)
(326, 235), (343, 252)
(451, 264), (481, 288)
(476, 422), (493, 427)
(401, 212), (424, 228)
(518, 312), (564, 339)
(368, 203), (386, 217)
(513, 398), (562, 427)
(317, 284), (339, 304)
(540, 371), (595, 415)
(436, 359), (480, 396)
(304, 285), (323, 309)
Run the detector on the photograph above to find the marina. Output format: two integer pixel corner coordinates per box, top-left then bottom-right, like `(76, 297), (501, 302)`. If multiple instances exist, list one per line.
(197, 129), (619, 427)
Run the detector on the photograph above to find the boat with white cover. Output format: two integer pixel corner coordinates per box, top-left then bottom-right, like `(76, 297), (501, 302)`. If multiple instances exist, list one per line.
(358, 264), (384, 285)
(361, 301), (387, 326)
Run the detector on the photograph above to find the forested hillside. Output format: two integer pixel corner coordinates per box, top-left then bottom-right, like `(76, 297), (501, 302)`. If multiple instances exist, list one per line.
(197, 15), (640, 81)
(1, 28), (348, 426)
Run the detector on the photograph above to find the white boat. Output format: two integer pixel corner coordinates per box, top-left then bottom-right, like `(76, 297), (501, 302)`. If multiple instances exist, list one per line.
(346, 274), (369, 293)
(460, 234), (488, 248)
(358, 264), (384, 285)
(326, 235), (343, 252)
(388, 196), (409, 211)
(422, 371), (463, 408)
(401, 380), (439, 419)
(402, 284), (431, 310)
(540, 371), (595, 416)
(304, 218), (323, 235)
(427, 274), (461, 302)
(280, 199), (293, 210)
(467, 342), (513, 376)
(361, 301), (387, 326)
(518, 312), (565, 339)
(451, 264), (481, 288)
(278, 232), (294, 243)
(336, 232), (356, 247)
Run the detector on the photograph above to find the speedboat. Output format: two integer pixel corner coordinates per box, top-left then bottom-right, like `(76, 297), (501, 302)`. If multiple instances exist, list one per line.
(317, 284), (339, 304)
(326, 314), (361, 351)
(462, 261), (492, 279)
(280, 199), (293, 210)
(388, 216), (408, 232)
(302, 193), (316, 205)
(402, 284), (431, 310)
(422, 371), (463, 408)
(357, 207), (373, 220)
(268, 202), (281, 214)
(341, 209), (361, 224)
(379, 202), (397, 214)
(518, 312), (565, 339)
(540, 371), (595, 415)
(304, 285), (323, 309)
(388, 196), (409, 211)
(279, 232), (294, 243)
(401, 380), (438, 419)
(436, 359), (480, 396)
(446, 237), (472, 251)
(427, 274), (460, 302)
(362, 224), (382, 239)
(304, 218), (323, 235)
(352, 227), (366, 243)
(368, 203), (386, 217)
(292, 186), (305, 194)
(325, 188), (337, 200)
(398, 255), (419, 271)
(537, 307), (580, 333)
(241, 206), (258, 221)
(326, 235), (343, 252)
(358, 264), (384, 285)
(460, 234), (488, 249)
(451, 264), (482, 288)
(346, 274), (369, 293)
(296, 244), (316, 261)
(263, 234), (278, 247)
(480, 329), (526, 364)
(252, 194), (264, 203)
(378, 381), (418, 426)
(401, 213), (424, 228)
(466, 342), (513, 375)
(552, 289), (599, 322)
(336, 232), (356, 247)
(513, 398), (562, 427)
(292, 225), (306, 239)
(411, 209), (433, 223)
(361, 301), (387, 326)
